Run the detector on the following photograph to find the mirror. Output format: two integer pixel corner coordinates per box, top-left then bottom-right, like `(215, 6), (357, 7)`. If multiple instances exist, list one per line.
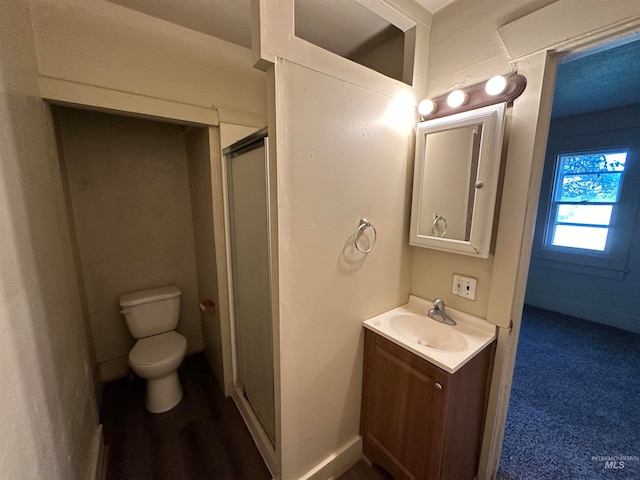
(410, 103), (506, 257)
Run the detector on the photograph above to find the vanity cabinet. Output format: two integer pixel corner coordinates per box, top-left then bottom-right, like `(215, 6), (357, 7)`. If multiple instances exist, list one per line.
(360, 329), (495, 480)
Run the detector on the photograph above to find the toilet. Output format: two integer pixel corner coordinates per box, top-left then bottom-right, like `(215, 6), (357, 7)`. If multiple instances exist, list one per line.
(119, 285), (187, 413)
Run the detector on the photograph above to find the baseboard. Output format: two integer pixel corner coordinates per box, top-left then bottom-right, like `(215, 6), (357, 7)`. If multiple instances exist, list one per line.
(525, 294), (640, 334)
(302, 436), (363, 480)
(88, 425), (105, 480)
(99, 356), (129, 383)
(186, 333), (205, 354)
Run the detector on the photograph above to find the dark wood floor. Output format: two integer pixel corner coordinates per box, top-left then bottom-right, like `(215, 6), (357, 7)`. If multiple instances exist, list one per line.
(100, 352), (391, 480)
(101, 353), (271, 479)
(340, 461), (393, 480)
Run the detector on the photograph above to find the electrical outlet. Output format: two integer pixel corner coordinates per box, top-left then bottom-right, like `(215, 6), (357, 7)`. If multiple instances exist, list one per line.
(452, 274), (477, 300)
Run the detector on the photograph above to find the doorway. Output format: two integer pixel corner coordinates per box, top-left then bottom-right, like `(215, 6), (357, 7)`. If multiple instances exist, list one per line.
(498, 37), (640, 479)
(52, 106), (218, 386)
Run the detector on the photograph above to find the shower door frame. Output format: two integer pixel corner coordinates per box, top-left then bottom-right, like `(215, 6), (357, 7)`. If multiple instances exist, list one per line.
(222, 128), (279, 475)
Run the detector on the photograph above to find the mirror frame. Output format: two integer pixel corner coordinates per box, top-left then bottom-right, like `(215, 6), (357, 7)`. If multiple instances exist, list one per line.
(410, 102), (506, 257)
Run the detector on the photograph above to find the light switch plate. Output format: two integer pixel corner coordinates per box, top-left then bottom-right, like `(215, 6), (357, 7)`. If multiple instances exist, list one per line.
(452, 274), (477, 300)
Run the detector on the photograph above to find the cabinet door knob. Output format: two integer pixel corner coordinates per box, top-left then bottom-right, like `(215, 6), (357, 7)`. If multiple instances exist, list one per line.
(434, 382), (443, 390)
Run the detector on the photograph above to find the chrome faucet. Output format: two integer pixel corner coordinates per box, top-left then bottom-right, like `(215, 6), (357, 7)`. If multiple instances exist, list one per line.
(428, 298), (456, 326)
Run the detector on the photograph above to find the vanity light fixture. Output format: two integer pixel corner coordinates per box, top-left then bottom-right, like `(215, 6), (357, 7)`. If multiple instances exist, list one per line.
(485, 75), (508, 95)
(418, 73), (526, 121)
(418, 98), (437, 116)
(446, 89), (468, 108)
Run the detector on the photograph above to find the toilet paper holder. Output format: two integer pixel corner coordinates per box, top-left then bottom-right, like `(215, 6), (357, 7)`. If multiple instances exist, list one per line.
(198, 300), (216, 315)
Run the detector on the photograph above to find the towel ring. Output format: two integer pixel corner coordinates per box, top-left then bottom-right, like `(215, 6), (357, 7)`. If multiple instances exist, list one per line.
(431, 213), (447, 238)
(354, 218), (377, 254)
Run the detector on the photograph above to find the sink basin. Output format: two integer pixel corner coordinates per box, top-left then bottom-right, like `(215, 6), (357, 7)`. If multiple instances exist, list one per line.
(389, 313), (468, 351)
(363, 295), (496, 373)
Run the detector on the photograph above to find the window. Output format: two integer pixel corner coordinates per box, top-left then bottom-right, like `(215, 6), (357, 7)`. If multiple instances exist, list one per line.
(545, 150), (628, 252)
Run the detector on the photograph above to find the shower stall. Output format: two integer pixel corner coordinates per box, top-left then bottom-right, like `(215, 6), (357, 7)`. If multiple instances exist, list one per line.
(224, 129), (276, 446)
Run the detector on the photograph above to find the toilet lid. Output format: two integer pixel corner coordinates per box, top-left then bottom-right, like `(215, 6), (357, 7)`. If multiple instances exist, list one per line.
(129, 331), (187, 367)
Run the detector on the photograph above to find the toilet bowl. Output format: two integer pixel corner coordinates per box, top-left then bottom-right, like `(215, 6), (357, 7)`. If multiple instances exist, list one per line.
(129, 331), (187, 413)
(119, 286), (187, 413)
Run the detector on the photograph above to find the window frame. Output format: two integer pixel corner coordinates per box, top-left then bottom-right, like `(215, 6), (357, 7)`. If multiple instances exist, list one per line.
(531, 140), (637, 280)
(543, 147), (628, 256)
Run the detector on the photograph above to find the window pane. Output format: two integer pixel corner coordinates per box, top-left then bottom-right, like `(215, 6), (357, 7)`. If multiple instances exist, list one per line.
(604, 152), (627, 171)
(556, 204), (612, 226)
(558, 172), (622, 202)
(560, 152), (626, 174)
(552, 225), (608, 251)
(546, 150), (627, 254)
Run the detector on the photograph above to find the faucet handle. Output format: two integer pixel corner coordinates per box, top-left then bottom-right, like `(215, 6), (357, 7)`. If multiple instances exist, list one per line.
(433, 298), (445, 311)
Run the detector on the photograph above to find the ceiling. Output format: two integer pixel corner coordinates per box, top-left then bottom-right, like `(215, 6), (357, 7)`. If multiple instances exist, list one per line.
(552, 36), (640, 119)
(108, 0), (457, 50)
(108, 0), (253, 47)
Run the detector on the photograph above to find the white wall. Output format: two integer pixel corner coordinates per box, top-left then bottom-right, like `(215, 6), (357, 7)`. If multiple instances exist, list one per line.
(0, 1), (100, 478)
(30, 0), (267, 126)
(526, 105), (640, 333)
(56, 108), (203, 380)
(273, 58), (414, 479)
(254, 2), (428, 477)
(351, 30), (405, 84)
(220, 123), (261, 150)
(410, 0), (546, 318)
(424, 2), (640, 478)
(425, 0), (555, 94)
(413, 0), (640, 322)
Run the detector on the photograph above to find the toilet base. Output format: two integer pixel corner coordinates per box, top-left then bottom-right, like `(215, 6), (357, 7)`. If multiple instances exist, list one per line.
(145, 371), (183, 413)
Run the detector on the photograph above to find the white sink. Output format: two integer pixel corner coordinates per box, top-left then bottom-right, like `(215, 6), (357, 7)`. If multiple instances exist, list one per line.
(363, 295), (496, 373)
(389, 313), (468, 352)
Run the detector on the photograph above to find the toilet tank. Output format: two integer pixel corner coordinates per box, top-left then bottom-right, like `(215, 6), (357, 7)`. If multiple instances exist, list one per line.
(119, 286), (181, 339)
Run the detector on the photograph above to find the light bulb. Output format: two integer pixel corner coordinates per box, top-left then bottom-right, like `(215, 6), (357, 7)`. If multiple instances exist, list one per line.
(485, 75), (507, 95)
(418, 99), (437, 116)
(447, 90), (467, 108)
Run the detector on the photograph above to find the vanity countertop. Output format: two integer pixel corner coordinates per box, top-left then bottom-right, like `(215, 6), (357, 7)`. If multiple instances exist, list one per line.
(363, 295), (496, 373)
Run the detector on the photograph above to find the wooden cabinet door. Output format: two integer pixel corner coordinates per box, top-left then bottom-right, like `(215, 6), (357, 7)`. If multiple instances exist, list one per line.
(362, 331), (449, 479)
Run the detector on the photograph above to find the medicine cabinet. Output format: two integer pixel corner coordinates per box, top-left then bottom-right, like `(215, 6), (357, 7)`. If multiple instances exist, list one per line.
(409, 103), (506, 257)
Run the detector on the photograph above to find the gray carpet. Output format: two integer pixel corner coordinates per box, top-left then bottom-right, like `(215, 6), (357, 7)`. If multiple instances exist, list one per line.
(497, 305), (640, 479)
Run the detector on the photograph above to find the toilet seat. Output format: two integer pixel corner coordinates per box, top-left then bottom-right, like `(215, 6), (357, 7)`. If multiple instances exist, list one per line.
(129, 331), (187, 367)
